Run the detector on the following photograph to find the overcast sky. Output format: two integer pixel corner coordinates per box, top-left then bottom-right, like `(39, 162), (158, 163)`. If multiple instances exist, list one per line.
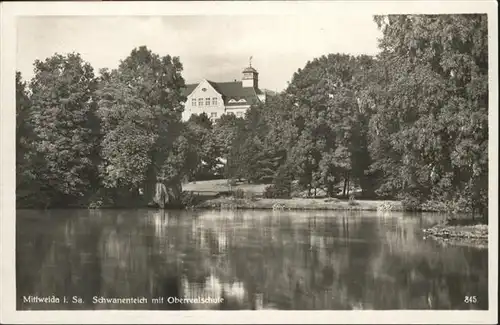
(17, 15), (382, 92)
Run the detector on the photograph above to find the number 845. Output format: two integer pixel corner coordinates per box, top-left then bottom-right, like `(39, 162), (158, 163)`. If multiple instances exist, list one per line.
(464, 296), (477, 304)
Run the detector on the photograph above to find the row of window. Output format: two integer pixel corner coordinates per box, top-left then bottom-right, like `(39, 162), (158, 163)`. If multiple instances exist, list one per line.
(191, 97), (248, 106)
(192, 97), (218, 106)
(209, 111), (244, 119)
(228, 98), (247, 104)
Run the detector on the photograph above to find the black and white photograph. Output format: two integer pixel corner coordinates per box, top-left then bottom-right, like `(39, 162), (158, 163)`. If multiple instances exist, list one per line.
(0, 1), (497, 324)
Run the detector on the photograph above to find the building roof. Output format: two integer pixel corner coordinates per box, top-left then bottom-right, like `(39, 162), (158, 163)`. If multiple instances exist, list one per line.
(183, 80), (263, 107)
(182, 84), (198, 98)
(242, 66), (258, 74)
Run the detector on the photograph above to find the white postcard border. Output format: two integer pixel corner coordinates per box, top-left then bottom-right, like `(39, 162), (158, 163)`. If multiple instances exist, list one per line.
(1, 1), (497, 324)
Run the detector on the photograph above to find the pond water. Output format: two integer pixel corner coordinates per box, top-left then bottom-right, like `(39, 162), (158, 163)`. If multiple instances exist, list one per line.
(16, 209), (488, 310)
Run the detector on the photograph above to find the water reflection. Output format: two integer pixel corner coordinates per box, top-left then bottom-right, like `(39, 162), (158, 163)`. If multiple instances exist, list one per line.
(16, 209), (488, 310)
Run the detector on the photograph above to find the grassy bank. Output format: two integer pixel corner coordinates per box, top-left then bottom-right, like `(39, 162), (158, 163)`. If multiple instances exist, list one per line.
(423, 223), (488, 240)
(184, 179), (403, 211)
(193, 197), (404, 211)
(423, 219), (488, 249)
(183, 179), (268, 194)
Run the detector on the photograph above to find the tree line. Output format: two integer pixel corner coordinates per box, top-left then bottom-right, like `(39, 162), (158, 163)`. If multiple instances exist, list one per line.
(16, 14), (488, 219)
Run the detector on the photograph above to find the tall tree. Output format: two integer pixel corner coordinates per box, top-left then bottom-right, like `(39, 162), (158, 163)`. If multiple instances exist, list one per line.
(225, 105), (281, 183)
(96, 46), (187, 206)
(185, 113), (222, 180)
(213, 113), (243, 159)
(369, 14), (488, 215)
(28, 53), (99, 207)
(16, 72), (37, 206)
(285, 54), (375, 197)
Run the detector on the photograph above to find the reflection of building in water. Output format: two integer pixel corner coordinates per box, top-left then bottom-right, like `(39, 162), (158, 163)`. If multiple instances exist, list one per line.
(382, 218), (421, 254)
(309, 234), (325, 251)
(192, 214), (231, 253)
(217, 231), (227, 253)
(152, 211), (169, 238)
(181, 272), (246, 309)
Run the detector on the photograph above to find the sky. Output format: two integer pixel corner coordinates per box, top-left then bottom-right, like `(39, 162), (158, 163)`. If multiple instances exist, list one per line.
(17, 15), (382, 92)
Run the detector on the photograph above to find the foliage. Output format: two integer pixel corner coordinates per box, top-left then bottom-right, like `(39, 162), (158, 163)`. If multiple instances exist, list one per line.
(185, 113), (222, 180)
(180, 191), (198, 208)
(96, 46), (187, 202)
(225, 104), (284, 184)
(16, 15), (488, 219)
(16, 72), (37, 206)
(348, 195), (360, 206)
(276, 54), (376, 198)
(263, 165), (293, 199)
(213, 113), (243, 158)
(369, 14), (488, 217)
(22, 53), (99, 207)
(231, 188), (245, 199)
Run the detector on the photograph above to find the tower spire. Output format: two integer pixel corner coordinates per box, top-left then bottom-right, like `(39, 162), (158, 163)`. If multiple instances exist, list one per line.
(249, 56), (253, 68)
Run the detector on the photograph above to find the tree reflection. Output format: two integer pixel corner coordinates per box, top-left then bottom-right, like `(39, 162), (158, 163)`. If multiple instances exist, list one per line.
(16, 209), (488, 310)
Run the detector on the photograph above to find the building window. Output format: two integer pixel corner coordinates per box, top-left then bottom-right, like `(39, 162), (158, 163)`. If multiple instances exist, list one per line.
(236, 112), (244, 118)
(192, 98), (196, 106)
(212, 97), (217, 106)
(206, 98), (211, 106)
(211, 112), (217, 119)
(198, 98), (203, 106)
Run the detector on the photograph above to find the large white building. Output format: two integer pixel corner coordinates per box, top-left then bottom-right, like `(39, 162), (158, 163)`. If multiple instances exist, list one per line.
(181, 63), (267, 121)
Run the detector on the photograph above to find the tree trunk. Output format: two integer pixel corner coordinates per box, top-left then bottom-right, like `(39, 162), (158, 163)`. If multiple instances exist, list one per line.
(326, 182), (334, 197)
(346, 176), (350, 197)
(154, 182), (168, 209)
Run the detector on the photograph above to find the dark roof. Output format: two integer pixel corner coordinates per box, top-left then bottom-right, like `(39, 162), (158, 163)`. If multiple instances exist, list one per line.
(182, 84), (197, 97)
(183, 80), (263, 107)
(242, 66), (258, 74)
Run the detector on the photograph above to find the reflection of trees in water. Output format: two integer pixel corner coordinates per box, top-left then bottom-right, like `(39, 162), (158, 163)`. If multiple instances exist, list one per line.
(17, 209), (488, 310)
(186, 210), (364, 309)
(368, 214), (488, 309)
(17, 210), (103, 309)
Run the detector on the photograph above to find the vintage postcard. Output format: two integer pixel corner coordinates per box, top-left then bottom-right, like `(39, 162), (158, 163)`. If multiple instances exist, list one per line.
(0, 1), (497, 324)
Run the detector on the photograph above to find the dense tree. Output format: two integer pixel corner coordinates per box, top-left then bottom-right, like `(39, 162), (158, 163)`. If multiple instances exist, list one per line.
(284, 54), (375, 197)
(15, 72), (37, 206)
(25, 53), (99, 207)
(185, 113), (222, 180)
(96, 46), (187, 206)
(213, 113), (243, 159)
(16, 14), (488, 217)
(225, 105), (282, 183)
(369, 15), (488, 216)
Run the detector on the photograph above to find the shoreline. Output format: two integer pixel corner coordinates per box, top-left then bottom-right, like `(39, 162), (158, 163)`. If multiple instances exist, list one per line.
(191, 197), (405, 211)
(17, 196), (489, 247)
(423, 222), (488, 249)
(18, 196), (484, 214)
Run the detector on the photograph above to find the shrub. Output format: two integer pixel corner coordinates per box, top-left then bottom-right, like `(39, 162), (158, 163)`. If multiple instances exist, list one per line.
(264, 184), (291, 199)
(180, 191), (197, 208)
(399, 191), (425, 211)
(263, 185), (276, 198)
(377, 201), (395, 211)
(348, 195), (359, 206)
(244, 190), (257, 201)
(265, 165), (293, 199)
(88, 200), (103, 209)
(232, 188), (245, 199)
